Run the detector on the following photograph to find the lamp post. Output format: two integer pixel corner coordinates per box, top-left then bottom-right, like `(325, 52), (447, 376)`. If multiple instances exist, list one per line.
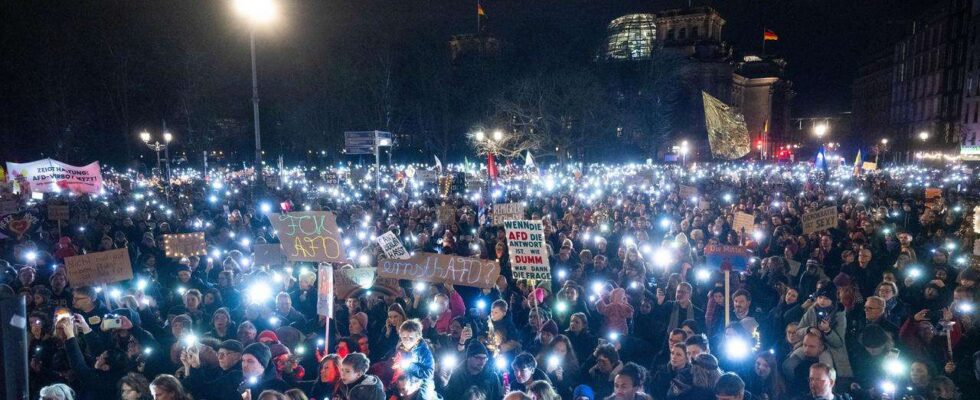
(679, 140), (690, 167)
(234, 0), (277, 186)
(140, 131), (172, 177)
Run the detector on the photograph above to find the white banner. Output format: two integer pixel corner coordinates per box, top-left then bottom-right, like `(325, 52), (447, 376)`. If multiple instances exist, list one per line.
(5, 159), (103, 194)
(504, 220), (551, 281)
(376, 231), (410, 259)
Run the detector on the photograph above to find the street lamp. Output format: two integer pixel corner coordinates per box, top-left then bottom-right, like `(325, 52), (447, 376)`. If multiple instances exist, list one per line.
(234, 0), (278, 186)
(880, 138), (889, 145)
(139, 130), (173, 180)
(475, 130), (485, 142)
(918, 131), (930, 142)
(492, 129), (503, 142)
(813, 123), (829, 139)
(679, 140), (690, 166)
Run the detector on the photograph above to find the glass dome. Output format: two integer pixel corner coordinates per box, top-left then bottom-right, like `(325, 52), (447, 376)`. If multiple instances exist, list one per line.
(605, 14), (657, 61)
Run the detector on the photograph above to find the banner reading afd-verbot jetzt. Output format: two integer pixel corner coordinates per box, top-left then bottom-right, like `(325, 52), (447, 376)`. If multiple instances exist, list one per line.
(5, 159), (103, 194)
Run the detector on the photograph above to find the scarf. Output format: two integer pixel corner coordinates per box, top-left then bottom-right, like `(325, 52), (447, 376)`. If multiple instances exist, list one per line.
(668, 302), (695, 332)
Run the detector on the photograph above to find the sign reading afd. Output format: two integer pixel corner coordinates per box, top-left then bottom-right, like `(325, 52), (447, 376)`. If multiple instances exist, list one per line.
(271, 212), (344, 263)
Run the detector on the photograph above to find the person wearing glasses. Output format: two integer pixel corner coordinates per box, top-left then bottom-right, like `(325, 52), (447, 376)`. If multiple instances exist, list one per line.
(180, 339), (245, 400)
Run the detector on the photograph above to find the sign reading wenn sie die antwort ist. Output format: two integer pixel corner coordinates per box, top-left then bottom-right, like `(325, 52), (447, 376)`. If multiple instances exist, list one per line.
(504, 220), (551, 281)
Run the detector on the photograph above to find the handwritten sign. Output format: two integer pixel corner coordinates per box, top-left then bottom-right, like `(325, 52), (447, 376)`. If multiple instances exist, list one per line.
(492, 202), (526, 226)
(504, 220), (550, 281)
(704, 244), (750, 272)
(377, 252), (500, 289)
(0, 200), (18, 216)
(376, 231), (409, 259)
(862, 162), (877, 171)
(163, 233), (207, 258)
(324, 172), (340, 186)
(437, 205), (455, 227)
(317, 263), (334, 317)
(733, 212), (755, 234)
(270, 212), (344, 263)
(253, 244), (286, 266)
(48, 205), (69, 221)
(0, 210), (41, 240)
(679, 185), (698, 200)
(65, 248), (133, 288)
(802, 206), (838, 234)
(333, 267), (402, 299)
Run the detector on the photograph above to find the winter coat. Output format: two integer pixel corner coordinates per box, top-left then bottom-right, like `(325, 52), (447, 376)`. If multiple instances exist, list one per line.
(794, 307), (852, 377)
(596, 288), (633, 334)
(337, 374), (386, 400)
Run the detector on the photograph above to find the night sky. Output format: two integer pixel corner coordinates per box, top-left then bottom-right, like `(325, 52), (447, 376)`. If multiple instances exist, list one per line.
(0, 0), (922, 164)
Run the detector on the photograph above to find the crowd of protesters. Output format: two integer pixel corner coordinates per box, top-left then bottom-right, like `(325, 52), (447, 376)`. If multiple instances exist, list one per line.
(3, 161), (980, 400)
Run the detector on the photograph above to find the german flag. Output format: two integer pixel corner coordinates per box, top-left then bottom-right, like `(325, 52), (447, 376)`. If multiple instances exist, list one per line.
(478, 1), (486, 17)
(764, 29), (778, 41)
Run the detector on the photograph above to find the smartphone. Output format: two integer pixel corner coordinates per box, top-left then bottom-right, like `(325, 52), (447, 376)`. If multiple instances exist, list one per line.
(103, 317), (123, 330)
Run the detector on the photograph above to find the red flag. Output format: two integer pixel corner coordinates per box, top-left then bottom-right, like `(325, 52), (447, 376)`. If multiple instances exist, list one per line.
(764, 29), (778, 41)
(487, 152), (498, 180)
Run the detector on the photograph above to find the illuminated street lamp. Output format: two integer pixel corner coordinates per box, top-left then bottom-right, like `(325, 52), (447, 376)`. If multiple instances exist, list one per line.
(474, 130), (485, 142)
(678, 140), (690, 166)
(492, 129), (503, 142)
(918, 131), (930, 142)
(234, 0), (278, 186)
(139, 130), (173, 178)
(813, 123), (829, 139)
(880, 138), (889, 145)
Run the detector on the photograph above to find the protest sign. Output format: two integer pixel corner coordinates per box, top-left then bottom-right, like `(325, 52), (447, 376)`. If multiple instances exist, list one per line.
(324, 172), (340, 186)
(48, 204), (69, 221)
(253, 244), (287, 266)
(704, 244), (750, 271)
(492, 202), (525, 226)
(802, 206), (837, 234)
(65, 248), (133, 288)
(163, 233), (207, 258)
(504, 220), (551, 281)
(679, 185), (698, 200)
(862, 162), (877, 171)
(732, 212), (755, 234)
(270, 212), (345, 263)
(0, 210), (41, 240)
(925, 188), (942, 200)
(5, 158), (103, 194)
(317, 263), (334, 317)
(377, 252), (500, 289)
(333, 267), (402, 299)
(437, 205), (455, 226)
(376, 231), (409, 259)
(0, 200), (18, 216)
(416, 169), (438, 184)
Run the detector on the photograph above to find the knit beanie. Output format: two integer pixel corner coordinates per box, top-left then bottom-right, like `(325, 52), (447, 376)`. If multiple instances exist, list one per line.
(243, 342), (272, 369)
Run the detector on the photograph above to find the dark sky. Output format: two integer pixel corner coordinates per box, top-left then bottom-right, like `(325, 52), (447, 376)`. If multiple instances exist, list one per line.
(0, 0), (919, 162)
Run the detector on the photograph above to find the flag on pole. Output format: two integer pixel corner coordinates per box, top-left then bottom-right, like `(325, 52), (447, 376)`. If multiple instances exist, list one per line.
(764, 29), (778, 41)
(815, 145), (829, 181)
(525, 151), (535, 168)
(477, 1), (486, 17)
(487, 152), (499, 181)
(853, 149), (863, 176)
(434, 155), (443, 172)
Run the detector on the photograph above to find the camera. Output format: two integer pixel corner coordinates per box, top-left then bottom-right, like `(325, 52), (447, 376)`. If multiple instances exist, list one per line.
(102, 316), (123, 330)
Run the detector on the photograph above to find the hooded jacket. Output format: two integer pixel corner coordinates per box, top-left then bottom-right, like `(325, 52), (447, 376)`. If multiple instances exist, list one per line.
(338, 373), (385, 400)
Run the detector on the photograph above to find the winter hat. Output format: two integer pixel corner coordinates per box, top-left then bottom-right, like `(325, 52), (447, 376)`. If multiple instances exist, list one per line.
(218, 339), (244, 354)
(540, 319), (559, 336)
(805, 259), (821, 270)
(243, 342), (272, 369)
(175, 265), (191, 274)
(832, 273), (853, 288)
(466, 341), (489, 358)
(351, 312), (368, 330)
(813, 282), (838, 304)
(268, 343), (290, 359)
(572, 385), (595, 400)
(257, 330), (280, 344)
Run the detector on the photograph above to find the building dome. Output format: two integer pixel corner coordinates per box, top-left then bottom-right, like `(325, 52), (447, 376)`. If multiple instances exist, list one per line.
(604, 14), (657, 61)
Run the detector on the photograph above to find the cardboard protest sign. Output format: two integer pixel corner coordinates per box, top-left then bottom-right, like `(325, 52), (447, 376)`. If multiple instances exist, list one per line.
(862, 162), (877, 171)
(377, 252), (500, 289)
(253, 244), (287, 266)
(333, 267), (402, 299)
(0, 210), (41, 240)
(504, 220), (551, 281)
(48, 205), (69, 221)
(925, 188), (942, 200)
(679, 185), (698, 200)
(5, 158), (103, 194)
(65, 248), (133, 288)
(163, 233), (207, 258)
(324, 172), (340, 186)
(270, 212), (345, 263)
(802, 206), (837, 234)
(437, 205), (455, 227)
(733, 212), (755, 234)
(416, 169), (438, 184)
(317, 263), (334, 317)
(0, 200), (18, 216)
(492, 202), (525, 226)
(376, 231), (409, 259)
(704, 244), (750, 271)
